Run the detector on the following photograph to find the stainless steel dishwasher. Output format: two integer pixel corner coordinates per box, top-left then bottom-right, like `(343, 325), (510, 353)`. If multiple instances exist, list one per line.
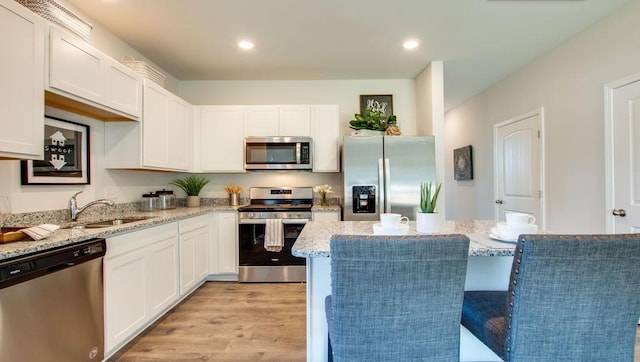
(0, 238), (106, 361)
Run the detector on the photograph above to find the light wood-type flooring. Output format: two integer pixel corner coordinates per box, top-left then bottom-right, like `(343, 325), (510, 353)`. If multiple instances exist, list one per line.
(110, 281), (640, 361)
(109, 282), (306, 361)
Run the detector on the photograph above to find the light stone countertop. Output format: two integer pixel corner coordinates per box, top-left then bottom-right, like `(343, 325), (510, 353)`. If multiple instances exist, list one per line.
(0, 205), (238, 261)
(292, 220), (517, 258)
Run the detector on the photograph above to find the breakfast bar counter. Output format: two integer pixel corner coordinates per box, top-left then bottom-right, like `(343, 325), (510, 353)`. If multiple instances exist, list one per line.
(293, 220), (512, 362)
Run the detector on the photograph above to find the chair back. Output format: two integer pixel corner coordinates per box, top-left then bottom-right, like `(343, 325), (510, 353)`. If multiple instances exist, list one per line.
(327, 234), (470, 361)
(505, 234), (640, 361)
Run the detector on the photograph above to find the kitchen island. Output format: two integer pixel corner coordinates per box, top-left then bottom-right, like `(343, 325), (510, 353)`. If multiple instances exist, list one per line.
(292, 220), (513, 362)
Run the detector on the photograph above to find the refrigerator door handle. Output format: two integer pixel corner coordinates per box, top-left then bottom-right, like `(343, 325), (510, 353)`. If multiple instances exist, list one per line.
(384, 158), (391, 213)
(378, 158), (385, 216)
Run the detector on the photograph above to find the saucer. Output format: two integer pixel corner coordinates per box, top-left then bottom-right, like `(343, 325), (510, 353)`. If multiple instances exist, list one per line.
(490, 227), (518, 243)
(496, 222), (537, 235)
(373, 223), (410, 235)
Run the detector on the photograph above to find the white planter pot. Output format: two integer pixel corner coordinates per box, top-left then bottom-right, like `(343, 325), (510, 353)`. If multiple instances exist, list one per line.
(186, 196), (200, 207)
(416, 212), (441, 234)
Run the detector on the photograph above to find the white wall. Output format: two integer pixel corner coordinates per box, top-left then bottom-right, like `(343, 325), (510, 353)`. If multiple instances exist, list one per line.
(444, 0), (640, 232)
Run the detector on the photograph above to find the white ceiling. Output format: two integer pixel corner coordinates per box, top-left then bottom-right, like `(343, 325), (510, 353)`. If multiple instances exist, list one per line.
(64, 0), (630, 110)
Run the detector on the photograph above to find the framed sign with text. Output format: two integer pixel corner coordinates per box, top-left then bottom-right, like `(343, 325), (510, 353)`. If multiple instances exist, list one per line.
(359, 94), (393, 118)
(21, 116), (90, 185)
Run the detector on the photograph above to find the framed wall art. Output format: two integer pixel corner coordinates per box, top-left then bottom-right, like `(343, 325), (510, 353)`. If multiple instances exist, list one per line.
(454, 145), (473, 181)
(21, 116), (90, 185)
(359, 94), (393, 118)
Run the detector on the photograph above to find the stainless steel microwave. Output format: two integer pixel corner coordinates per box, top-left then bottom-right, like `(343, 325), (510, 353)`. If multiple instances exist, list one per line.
(244, 137), (313, 170)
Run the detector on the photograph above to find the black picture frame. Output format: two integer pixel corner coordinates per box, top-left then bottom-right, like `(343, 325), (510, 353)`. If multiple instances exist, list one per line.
(454, 145), (473, 181)
(21, 116), (90, 185)
(359, 94), (393, 118)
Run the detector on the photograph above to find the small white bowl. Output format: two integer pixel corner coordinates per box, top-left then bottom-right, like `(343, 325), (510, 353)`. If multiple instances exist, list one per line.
(373, 223), (410, 235)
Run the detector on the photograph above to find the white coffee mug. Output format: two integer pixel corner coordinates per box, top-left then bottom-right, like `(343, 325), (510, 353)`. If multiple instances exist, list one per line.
(380, 213), (409, 227)
(505, 212), (536, 225)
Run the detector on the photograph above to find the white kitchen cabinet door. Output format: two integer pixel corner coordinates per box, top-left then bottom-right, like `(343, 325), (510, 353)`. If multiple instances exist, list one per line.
(146, 235), (180, 318)
(105, 61), (142, 118)
(210, 211), (238, 275)
(49, 26), (104, 104)
(168, 96), (191, 170)
(179, 215), (210, 295)
(104, 248), (147, 354)
(0, 0), (44, 159)
(142, 80), (170, 168)
(312, 105), (340, 172)
(142, 79), (190, 171)
(244, 106), (279, 137)
(200, 106), (245, 172)
(280, 106), (312, 136)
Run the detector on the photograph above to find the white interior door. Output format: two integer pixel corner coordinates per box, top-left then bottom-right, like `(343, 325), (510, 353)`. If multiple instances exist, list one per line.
(494, 109), (544, 227)
(606, 75), (640, 233)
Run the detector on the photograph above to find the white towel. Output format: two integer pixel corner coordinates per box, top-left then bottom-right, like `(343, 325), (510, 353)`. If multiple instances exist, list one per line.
(21, 224), (60, 241)
(264, 219), (283, 252)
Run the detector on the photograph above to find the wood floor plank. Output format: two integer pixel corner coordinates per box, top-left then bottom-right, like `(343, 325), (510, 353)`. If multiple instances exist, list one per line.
(109, 282), (306, 362)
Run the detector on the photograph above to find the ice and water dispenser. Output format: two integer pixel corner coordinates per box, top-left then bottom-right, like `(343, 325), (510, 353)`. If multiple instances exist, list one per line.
(352, 185), (376, 214)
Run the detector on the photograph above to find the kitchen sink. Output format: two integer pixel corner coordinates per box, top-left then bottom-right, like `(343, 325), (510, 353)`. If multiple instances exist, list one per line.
(69, 217), (154, 229)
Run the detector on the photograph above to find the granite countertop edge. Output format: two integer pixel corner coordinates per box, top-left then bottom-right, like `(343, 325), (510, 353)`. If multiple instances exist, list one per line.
(291, 220), (516, 258)
(0, 205), (240, 261)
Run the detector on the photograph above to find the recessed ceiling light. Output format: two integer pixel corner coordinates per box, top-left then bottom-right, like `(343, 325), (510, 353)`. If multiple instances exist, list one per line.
(403, 40), (419, 50)
(238, 40), (254, 50)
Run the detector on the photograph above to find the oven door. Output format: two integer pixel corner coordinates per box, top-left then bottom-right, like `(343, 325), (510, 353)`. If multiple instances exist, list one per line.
(238, 219), (307, 267)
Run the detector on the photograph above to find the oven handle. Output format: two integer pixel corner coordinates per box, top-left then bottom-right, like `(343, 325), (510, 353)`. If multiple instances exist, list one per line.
(238, 219), (309, 225)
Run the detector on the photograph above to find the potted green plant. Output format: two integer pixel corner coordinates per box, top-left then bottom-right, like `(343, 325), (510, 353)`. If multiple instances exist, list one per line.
(417, 181), (442, 233)
(349, 108), (396, 135)
(170, 175), (210, 207)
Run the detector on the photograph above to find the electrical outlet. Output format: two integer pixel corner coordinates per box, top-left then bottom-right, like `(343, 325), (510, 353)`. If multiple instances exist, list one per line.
(104, 187), (119, 200)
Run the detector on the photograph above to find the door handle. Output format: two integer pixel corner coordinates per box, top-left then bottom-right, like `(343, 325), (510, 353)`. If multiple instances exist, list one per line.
(495, 200), (503, 204)
(612, 209), (626, 217)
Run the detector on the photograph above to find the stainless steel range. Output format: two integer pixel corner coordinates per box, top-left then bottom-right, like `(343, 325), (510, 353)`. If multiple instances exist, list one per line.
(237, 187), (312, 282)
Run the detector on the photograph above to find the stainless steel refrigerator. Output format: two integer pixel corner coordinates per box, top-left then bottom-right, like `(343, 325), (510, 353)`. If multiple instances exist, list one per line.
(343, 135), (436, 221)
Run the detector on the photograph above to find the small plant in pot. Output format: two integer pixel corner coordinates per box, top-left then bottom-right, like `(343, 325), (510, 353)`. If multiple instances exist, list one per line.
(170, 176), (210, 207)
(417, 182), (442, 233)
(349, 108), (396, 135)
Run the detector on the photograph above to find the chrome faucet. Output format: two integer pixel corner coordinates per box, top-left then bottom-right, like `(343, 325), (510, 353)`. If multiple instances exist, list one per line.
(69, 191), (115, 221)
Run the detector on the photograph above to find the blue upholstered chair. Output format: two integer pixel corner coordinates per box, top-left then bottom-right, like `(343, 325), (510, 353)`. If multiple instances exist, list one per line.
(462, 234), (640, 361)
(325, 234), (470, 362)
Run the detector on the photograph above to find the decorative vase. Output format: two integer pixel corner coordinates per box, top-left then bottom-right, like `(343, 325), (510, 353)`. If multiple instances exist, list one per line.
(416, 212), (442, 233)
(229, 193), (239, 206)
(320, 193), (329, 206)
(186, 196), (200, 207)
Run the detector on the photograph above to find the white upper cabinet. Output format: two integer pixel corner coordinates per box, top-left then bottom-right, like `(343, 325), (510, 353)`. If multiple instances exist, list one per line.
(244, 105), (312, 137)
(244, 106), (279, 137)
(312, 105), (340, 172)
(198, 106), (245, 173)
(0, 0), (44, 159)
(280, 106), (312, 136)
(48, 26), (141, 120)
(105, 79), (191, 171)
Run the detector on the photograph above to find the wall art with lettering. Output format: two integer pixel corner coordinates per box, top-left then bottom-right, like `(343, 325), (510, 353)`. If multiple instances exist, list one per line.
(21, 116), (90, 185)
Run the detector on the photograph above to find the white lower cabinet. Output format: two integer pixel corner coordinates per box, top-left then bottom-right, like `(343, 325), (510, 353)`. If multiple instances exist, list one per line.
(104, 222), (179, 357)
(210, 211), (239, 276)
(179, 214), (210, 295)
